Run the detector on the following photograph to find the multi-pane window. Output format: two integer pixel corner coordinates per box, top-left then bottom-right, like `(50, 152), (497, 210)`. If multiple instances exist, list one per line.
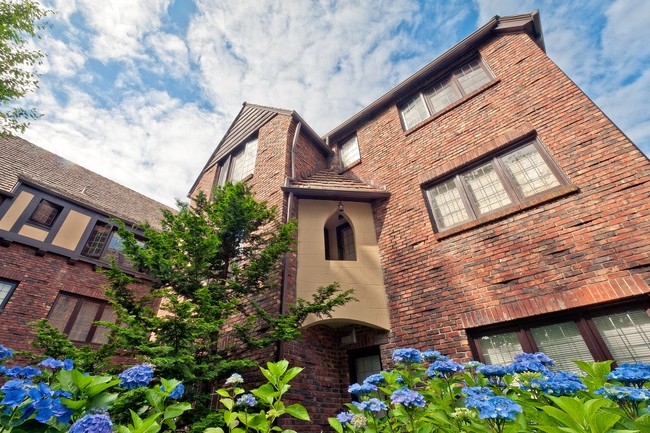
(216, 137), (258, 186)
(29, 199), (63, 228)
(340, 135), (361, 168)
(471, 307), (650, 369)
(425, 138), (566, 231)
(338, 223), (357, 261)
(82, 222), (111, 258)
(48, 293), (117, 344)
(400, 58), (493, 129)
(0, 279), (18, 310)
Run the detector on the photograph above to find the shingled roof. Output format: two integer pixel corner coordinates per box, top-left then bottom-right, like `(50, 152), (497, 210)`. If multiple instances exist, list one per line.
(282, 168), (389, 201)
(0, 136), (173, 228)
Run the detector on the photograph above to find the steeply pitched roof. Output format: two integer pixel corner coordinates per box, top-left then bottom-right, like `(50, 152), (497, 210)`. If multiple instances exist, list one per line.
(189, 102), (331, 196)
(0, 136), (173, 228)
(283, 168), (389, 201)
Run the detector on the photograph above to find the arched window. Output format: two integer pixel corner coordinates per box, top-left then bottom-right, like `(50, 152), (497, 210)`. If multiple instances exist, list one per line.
(324, 210), (356, 261)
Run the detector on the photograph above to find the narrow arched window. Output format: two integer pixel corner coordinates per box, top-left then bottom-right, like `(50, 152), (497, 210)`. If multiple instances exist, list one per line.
(324, 211), (356, 261)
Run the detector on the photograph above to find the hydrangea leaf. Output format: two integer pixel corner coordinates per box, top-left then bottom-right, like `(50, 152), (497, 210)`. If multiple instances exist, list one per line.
(328, 417), (344, 433)
(285, 404), (310, 421)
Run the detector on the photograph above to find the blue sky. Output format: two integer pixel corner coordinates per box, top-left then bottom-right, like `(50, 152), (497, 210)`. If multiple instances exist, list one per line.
(20, 0), (650, 207)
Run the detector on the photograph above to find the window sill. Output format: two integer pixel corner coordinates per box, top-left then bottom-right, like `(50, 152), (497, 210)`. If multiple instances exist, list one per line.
(339, 159), (361, 174)
(404, 79), (501, 136)
(434, 185), (579, 240)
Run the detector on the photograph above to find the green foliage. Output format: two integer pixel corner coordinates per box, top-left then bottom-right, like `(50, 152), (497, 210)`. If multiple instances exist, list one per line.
(205, 361), (309, 433)
(32, 183), (352, 428)
(0, 0), (51, 136)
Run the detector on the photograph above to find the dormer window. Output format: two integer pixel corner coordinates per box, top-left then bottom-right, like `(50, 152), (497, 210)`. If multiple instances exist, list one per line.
(339, 135), (360, 169)
(215, 137), (258, 186)
(29, 199), (63, 228)
(400, 58), (493, 130)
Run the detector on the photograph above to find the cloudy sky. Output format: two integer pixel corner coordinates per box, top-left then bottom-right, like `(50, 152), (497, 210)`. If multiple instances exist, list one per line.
(18, 0), (650, 207)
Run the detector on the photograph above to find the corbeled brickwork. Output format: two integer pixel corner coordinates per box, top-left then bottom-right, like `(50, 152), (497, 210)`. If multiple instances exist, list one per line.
(342, 31), (650, 361)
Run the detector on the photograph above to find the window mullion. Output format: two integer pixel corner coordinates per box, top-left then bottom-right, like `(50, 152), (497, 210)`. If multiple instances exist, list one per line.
(518, 329), (538, 353)
(493, 157), (524, 203)
(580, 317), (616, 363)
(63, 299), (83, 336)
(449, 75), (465, 98)
(419, 92), (434, 118)
(454, 175), (478, 220)
(532, 140), (567, 184)
(85, 302), (105, 344)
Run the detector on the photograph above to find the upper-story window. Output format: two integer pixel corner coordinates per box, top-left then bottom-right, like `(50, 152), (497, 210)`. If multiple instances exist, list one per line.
(339, 135), (360, 169)
(215, 137), (258, 186)
(29, 199), (63, 228)
(82, 222), (145, 265)
(424, 138), (566, 232)
(324, 211), (357, 261)
(400, 58), (494, 130)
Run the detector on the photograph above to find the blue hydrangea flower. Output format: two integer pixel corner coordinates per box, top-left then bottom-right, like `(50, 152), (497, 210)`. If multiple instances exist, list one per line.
(161, 383), (185, 400)
(4, 366), (42, 378)
(352, 398), (388, 412)
(509, 353), (553, 374)
(595, 386), (650, 402)
(21, 382), (74, 423)
(39, 358), (65, 369)
(426, 360), (464, 377)
(63, 359), (74, 371)
(363, 373), (386, 385)
(69, 413), (113, 433)
(468, 395), (522, 421)
(1, 379), (30, 408)
(225, 373), (243, 386)
(477, 364), (511, 377)
(422, 350), (449, 362)
(0, 345), (13, 360)
(236, 393), (257, 407)
(607, 365), (650, 387)
(462, 386), (494, 407)
(348, 382), (377, 395)
(530, 371), (587, 396)
(118, 364), (154, 389)
(390, 387), (425, 407)
(392, 348), (422, 364)
(336, 411), (354, 424)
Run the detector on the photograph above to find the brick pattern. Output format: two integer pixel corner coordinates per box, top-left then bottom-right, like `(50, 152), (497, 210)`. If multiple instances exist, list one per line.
(342, 32), (650, 363)
(190, 164), (218, 200)
(0, 242), (150, 352)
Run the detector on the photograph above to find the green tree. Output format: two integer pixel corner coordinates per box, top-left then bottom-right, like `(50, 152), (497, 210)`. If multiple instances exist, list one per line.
(35, 183), (354, 429)
(0, 0), (51, 136)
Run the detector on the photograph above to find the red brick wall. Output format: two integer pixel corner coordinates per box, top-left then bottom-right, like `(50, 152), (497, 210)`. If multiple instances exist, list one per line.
(342, 32), (650, 361)
(190, 163), (218, 200)
(0, 242), (150, 352)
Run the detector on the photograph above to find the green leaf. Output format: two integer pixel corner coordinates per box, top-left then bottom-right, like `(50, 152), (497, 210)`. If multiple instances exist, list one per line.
(281, 366), (303, 383)
(253, 384), (278, 400)
(55, 370), (76, 393)
(221, 398), (234, 411)
(203, 429), (225, 433)
(588, 411), (620, 433)
(285, 404), (310, 421)
(635, 414), (650, 430)
(216, 389), (230, 398)
(328, 417), (344, 433)
(163, 402), (192, 420)
(86, 392), (118, 410)
(267, 360), (289, 378)
(540, 405), (583, 431)
(60, 397), (86, 410)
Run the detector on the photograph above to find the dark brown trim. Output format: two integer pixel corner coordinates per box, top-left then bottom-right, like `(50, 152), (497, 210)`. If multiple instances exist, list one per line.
(48, 292), (111, 345)
(324, 12), (543, 143)
(282, 187), (390, 201)
(0, 278), (18, 311)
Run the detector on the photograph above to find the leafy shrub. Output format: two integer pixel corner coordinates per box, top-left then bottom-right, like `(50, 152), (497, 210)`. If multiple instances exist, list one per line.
(330, 348), (650, 433)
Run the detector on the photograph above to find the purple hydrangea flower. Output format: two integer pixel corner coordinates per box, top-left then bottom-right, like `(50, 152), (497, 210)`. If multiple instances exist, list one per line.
(426, 360), (464, 377)
(392, 348), (422, 364)
(352, 398), (388, 412)
(336, 411), (354, 424)
(0, 346), (13, 359)
(69, 413), (113, 433)
(422, 350), (449, 362)
(118, 364), (154, 389)
(348, 382), (377, 395)
(390, 387), (425, 407)
(236, 393), (257, 407)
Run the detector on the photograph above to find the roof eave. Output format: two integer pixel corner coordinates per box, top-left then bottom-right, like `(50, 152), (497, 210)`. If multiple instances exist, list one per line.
(323, 11), (544, 143)
(282, 186), (390, 201)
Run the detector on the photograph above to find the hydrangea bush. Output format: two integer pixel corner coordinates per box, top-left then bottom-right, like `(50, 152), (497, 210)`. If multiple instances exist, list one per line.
(330, 348), (650, 433)
(0, 345), (190, 432)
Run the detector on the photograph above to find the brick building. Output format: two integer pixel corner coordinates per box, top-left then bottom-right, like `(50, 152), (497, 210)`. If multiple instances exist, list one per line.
(190, 12), (650, 430)
(0, 136), (172, 351)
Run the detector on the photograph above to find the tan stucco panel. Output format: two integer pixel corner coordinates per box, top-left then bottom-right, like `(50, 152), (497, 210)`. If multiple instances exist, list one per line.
(0, 191), (34, 231)
(296, 199), (390, 330)
(52, 210), (92, 250)
(18, 224), (48, 241)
